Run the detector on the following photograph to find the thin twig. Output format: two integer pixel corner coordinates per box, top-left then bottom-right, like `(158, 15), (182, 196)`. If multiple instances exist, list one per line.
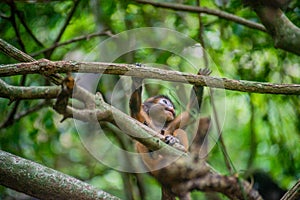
(15, 9), (44, 48)
(0, 100), (50, 129)
(196, 0), (233, 174)
(31, 30), (112, 57)
(8, 1), (26, 52)
(281, 179), (300, 200)
(106, 123), (144, 200)
(247, 94), (257, 169)
(196, 0), (209, 67)
(1, 75), (27, 128)
(45, 0), (81, 57)
(15, 101), (50, 121)
(210, 88), (234, 174)
(134, 0), (266, 32)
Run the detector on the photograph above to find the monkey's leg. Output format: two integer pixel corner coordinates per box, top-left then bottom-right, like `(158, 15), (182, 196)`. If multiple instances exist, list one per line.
(136, 142), (164, 172)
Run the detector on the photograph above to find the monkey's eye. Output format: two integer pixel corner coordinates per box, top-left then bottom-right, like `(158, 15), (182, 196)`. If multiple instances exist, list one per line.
(159, 98), (173, 108)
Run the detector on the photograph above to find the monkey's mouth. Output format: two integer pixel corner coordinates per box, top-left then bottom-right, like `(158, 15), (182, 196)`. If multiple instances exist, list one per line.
(165, 107), (175, 117)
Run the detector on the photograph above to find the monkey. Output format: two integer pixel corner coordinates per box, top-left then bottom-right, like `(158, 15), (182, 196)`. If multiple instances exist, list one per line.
(134, 96), (189, 172)
(129, 82), (187, 173)
(129, 65), (211, 173)
(129, 66), (211, 200)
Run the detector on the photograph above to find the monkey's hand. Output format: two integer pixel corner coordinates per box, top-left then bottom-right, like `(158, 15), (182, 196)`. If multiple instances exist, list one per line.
(198, 68), (212, 76)
(131, 63), (144, 88)
(164, 135), (180, 146)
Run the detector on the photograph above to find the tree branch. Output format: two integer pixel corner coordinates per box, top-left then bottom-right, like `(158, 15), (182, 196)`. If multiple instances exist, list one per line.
(8, 1), (26, 52)
(45, 0), (81, 57)
(0, 38), (35, 62)
(1, 60), (300, 95)
(281, 179), (300, 200)
(0, 39), (63, 84)
(173, 173), (262, 200)
(31, 30), (113, 57)
(0, 150), (120, 200)
(0, 100), (50, 129)
(251, 5), (300, 56)
(15, 9), (44, 48)
(134, 0), (266, 32)
(0, 78), (60, 101)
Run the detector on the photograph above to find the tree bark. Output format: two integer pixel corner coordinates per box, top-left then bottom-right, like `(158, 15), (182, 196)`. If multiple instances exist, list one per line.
(0, 150), (120, 200)
(253, 6), (300, 55)
(1, 60), (300, 95)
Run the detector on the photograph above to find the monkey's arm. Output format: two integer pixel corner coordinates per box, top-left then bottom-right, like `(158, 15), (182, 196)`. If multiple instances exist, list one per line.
(165, 68), (211, 133)
(129, 64), (153, 125)
(187, 68), (211, 117)
(129, 76), (143, 120)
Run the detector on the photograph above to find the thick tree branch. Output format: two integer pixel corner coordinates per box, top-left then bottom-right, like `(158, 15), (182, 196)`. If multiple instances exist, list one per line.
(251, 5), (300, 56)
(0, 79), (60, 101)
(0, 150), (120, 200)
(134, 0), (266, 32)
(0, 39), (63, 84)
(0, 38), (35, 62)
(172, 173), (262, 200)
(1, 60), (300, 95)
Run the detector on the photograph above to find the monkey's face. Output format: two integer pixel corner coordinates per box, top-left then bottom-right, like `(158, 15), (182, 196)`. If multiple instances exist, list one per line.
(157, 98), (175, 121)
(143, 96), (175, 125)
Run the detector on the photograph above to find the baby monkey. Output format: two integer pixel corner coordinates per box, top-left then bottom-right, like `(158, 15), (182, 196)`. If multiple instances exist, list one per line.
(129, 65), (211, 199)
(129, 68), (208, 171)
(130, 90), (189, 173)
